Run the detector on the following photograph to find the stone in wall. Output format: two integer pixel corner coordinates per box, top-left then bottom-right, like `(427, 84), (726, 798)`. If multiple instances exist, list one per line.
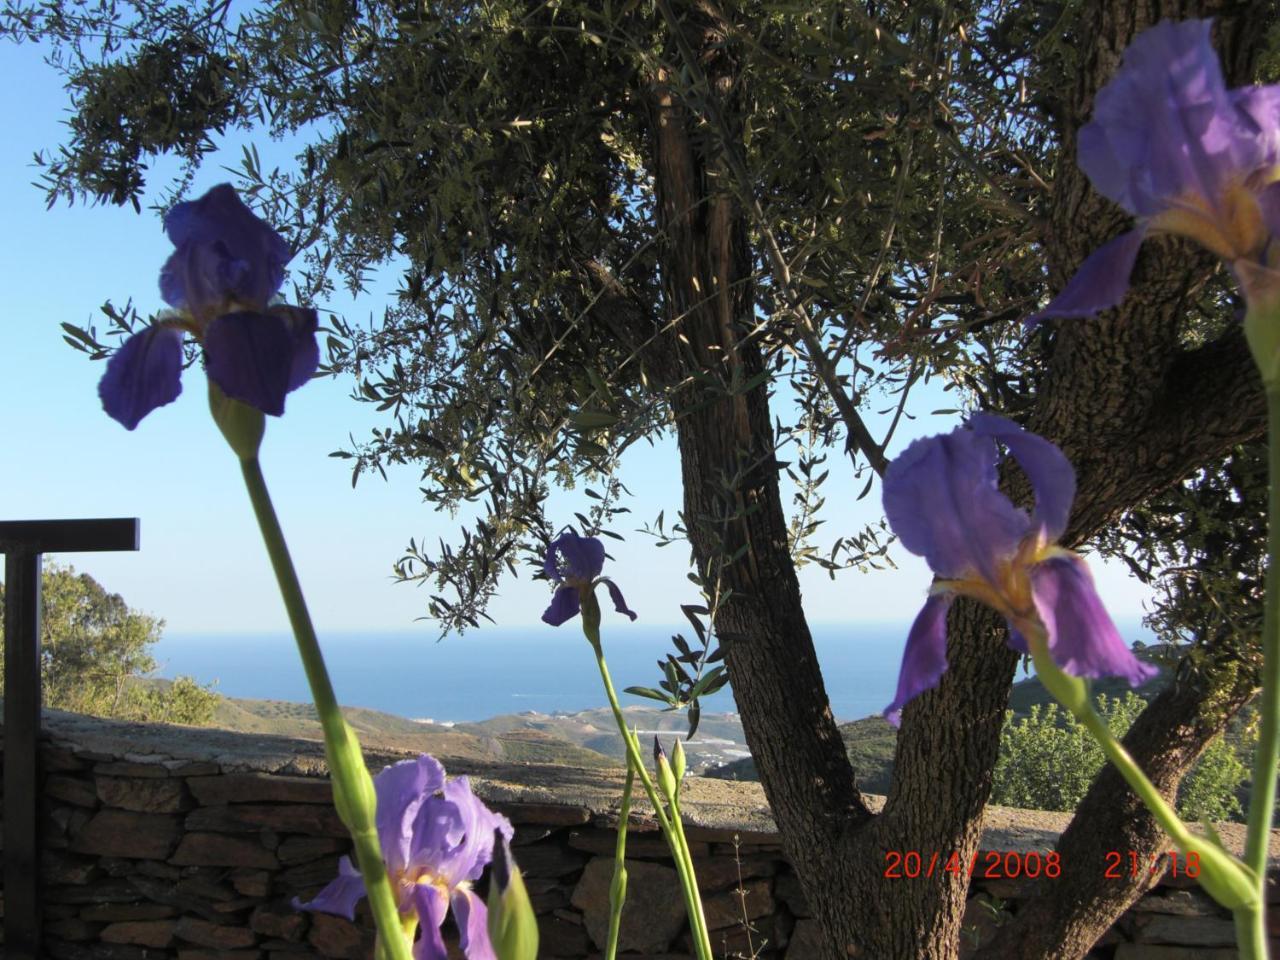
(69, 809), (182, 860)
(97, 777), (192, 813)
(571, 856), (687, 952)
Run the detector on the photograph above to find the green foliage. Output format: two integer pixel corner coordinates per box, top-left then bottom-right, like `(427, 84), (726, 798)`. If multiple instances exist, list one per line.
(1179, 734), (1248, 824)
(0, 564), (218, 725)
(992, 693), (1145, 812)
(5, 0), (1077, 636)
(992, 692), (1251, 822)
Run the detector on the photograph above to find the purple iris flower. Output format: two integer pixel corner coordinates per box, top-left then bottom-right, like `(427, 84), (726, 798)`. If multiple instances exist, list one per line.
(295, 755), (513, 960)
(882, 414), (1157, 725)
(1031, 18), (1280, 323)
(541, 528), (637, 627)
(98, 184), (319, 429)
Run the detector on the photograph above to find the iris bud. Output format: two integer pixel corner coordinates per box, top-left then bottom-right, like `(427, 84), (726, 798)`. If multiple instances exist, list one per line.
(654, 737), (677, 800)
(488, 832), (539, 960)
(672, 738), (687, 786)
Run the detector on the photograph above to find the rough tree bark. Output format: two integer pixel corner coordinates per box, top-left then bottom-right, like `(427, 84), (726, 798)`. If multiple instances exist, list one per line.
(631, 1), (1272, 958)
(968, 2), (1274, 957)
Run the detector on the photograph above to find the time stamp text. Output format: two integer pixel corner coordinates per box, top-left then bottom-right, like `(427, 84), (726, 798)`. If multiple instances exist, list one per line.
(883, 850), (1201, 880)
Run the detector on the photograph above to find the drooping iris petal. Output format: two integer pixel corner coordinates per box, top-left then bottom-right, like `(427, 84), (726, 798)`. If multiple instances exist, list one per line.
(968, 413), (1077, 543)
(451, 887), (496, 960)
(541, 585), (581, 626)
(204, 310), (305, 416)
(293, 855), (366, 921)
(1030, 554), (1160, 686)
(544, 531), (606, 584)
(885, 593), (953, 727)
(1027, 228), (1147, 324)
(271, 305), (321, 390)
(882, 426), (1029, 583)
(375, 756), (446, 879)
(98, 324), (186, 430)
(411, 883), (451, 960)
(601, 578), (638, 622)
(1008, 619), (1039, 655)
(159, 184), (291, 312)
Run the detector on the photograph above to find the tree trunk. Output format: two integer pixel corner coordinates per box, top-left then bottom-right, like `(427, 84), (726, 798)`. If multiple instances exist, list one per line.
(962, 3), (1274, 956)
(974, 656), (1260, 960)
(643, 6), (872, 958)
(641, 1), (1274, 958)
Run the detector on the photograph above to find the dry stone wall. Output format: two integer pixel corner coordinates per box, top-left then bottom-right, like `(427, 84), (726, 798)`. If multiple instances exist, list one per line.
(2, 710), (1278, 960)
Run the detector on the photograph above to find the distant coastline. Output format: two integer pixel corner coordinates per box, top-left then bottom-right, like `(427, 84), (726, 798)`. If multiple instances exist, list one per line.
(154, 621), (1154, 726)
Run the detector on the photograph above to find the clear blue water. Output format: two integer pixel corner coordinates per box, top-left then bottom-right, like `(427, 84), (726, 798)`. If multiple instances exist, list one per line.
(153, 620), (1150, 724)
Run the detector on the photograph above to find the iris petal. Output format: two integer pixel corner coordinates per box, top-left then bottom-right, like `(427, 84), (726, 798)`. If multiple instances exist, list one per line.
(541, 586), (581, 626)
(968, 413), (1076, 543)
(1231, 85), (1280, 162)
(411, 883), (451, 960)
(292, 855), (366, 921)
(882, 427), (1029, 583)
(451, 887), (497, 960)
(885, 592), (954, 727)
(271, 305), (321, 390)
(204, 311), (297, 416)
(1030, 554), (1160, 687)
(375, 756), (446, 878)
(427, 777), (512, 888)
(159, 184), (291, 311)
(601, 578), (638, 621)
(1080, 20), (1250, 215)
(1027, 228), (1147, 325)
(545, 531), (606, 583)
(98, 325), (186, 430)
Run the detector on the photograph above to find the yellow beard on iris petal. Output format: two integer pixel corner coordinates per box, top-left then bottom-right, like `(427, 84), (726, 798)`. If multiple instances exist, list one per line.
(937, 536), (1075, 625)
(1148, 181), (1267, 262)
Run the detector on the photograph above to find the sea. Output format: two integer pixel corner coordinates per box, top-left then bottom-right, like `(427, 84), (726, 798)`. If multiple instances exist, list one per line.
(153, 620), (1150, 725)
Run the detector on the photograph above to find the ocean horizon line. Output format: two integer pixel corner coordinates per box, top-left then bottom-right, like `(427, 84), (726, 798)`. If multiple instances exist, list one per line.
(161, 619), (934, 639)
(153, 620), (1155, 725)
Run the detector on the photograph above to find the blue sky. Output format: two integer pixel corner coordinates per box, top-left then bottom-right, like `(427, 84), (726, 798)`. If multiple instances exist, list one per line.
(0, 31), (1155, 640)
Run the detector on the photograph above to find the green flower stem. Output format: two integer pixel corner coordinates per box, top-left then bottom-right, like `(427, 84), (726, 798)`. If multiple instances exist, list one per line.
(665, 786), (705, 948)
(240, 458), (411, 960)
(581, 596), (713, 960)
(605, 766), (634, 960)
(1235, 904), (1269, 960)
(1245, 389), (1280, 888)
(593, 648), (712, 960)
(1028, 629), (1259, 928)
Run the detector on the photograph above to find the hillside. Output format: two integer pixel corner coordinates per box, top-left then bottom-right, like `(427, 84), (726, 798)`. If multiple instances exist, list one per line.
(455, 705), (751, 772)
(134, 680), (620, 769)
(705, 648), (1173, 787)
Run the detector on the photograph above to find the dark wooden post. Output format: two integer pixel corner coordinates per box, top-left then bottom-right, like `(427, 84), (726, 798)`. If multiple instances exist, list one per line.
(1, 519), (139, 960)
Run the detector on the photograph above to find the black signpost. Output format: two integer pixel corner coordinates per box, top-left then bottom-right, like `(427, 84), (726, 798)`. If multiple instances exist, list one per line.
(1, 519), (139, 960)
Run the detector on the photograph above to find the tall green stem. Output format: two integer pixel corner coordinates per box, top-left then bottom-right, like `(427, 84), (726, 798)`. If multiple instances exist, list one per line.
(586, 629), (713, 960)
(666, 786), (706, 951)
(240, 458), (411, 960)
(1030, 629), (1260, 947)
(605, 767), (634, 960)
(1246, 390), (1280, 887)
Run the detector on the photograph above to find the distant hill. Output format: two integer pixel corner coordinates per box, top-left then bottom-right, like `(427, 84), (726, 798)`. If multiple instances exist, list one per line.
(705, 647), (1173, 788)
(134, 679), (619, 769)
(133, 648), (1201, 792)
(455, 705), (752, 772)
